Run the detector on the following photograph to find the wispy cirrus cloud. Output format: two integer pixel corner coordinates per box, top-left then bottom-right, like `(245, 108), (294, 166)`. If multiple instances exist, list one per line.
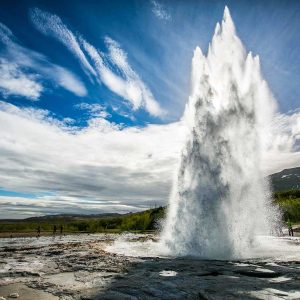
(104, 37), (163, 116)
(30, 8), (96, 79)
(30, 8), (164, 117)
(151, 0), (171, 21)
(0, 22), (87, 99)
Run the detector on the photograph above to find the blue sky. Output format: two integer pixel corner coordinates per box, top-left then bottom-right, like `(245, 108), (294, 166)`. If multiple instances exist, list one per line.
(0, 0), (300, 218)
(1, 0), (300, 124)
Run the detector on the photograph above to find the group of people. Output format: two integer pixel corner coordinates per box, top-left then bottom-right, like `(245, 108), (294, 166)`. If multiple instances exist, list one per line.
(36, 225), (64, 237)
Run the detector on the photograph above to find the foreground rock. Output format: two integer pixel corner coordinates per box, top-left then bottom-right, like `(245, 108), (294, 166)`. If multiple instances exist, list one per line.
(0, 234), (299, 299)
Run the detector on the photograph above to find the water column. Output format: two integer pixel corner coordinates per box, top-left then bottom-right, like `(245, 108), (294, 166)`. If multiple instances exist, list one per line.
(160, 7), (280, 259)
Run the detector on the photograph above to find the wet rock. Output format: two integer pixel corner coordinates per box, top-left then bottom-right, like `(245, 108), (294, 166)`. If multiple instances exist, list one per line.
(197, 270), (221, 277)
(8, 293), (19, 298)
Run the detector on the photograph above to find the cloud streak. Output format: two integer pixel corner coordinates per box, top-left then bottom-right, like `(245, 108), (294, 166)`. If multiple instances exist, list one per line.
(151, 0), (171, 21)
(30, 8), (97, 78)
(30, 8), (164, 117)
(104, 37), (163, 116)
(0, 22), (87, 98)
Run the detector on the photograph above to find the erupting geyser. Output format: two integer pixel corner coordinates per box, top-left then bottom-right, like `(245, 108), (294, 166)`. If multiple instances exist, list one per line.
(160, 7), (280, 259)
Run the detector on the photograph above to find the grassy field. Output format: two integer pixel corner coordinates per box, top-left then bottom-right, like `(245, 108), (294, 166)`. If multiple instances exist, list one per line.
(0, 207), (166, 236)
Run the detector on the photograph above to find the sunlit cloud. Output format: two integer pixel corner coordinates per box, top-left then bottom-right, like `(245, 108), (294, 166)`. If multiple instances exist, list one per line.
(0, 58), (43, 100)
(104, 37), (164, 116)
(262, 109), (300, 174)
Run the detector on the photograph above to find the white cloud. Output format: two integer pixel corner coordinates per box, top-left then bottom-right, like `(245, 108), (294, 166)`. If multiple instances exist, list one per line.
(81, 37), (164, 116)
(30, 8), (96, 78)
(30, 8), (164, 117)
(0, 195), (143, 219)
(0, 58), (43, 100)
(0, 22), (87, 98)
(262, 110), (300, 174)
(0, 101), (183, 218)
(75, 102), (111, 118)
(0, 101), (299, 218)
(151, 0), (171, 21)
(51, 65), (87, 97)
(104, 37), (164, 116)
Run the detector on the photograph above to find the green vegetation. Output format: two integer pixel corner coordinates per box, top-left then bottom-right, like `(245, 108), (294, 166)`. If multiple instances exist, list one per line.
(0, 207), (166, 234)
(274, 189), (300, 222)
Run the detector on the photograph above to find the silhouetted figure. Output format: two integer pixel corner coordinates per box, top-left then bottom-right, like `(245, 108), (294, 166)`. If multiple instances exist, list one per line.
(37, 225), (41, 238)
(60, 225), (63, 235)
(53, 225), (57, 235)
(287, 220), (294, 237)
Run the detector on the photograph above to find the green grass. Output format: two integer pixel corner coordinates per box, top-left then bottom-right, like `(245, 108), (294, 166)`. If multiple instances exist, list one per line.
(274, 189), (300, 222)
(0, 207), (166, 234)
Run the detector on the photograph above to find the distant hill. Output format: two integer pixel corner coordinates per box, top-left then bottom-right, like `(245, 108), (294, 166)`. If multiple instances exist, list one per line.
(270, 167), (300, 192)
(24, 213), (121, 222)
(0, 207), (166, 233)
(0, 213), (122, 223)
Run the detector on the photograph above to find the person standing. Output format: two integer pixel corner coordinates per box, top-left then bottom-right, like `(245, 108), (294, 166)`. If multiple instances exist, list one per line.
(37, 225), (41, 238)
(53, 225), (57, 236)
(287, 219), (294, 237)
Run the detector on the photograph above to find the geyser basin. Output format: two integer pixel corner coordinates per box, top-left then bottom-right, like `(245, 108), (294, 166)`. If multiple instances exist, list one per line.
(160, 7), (280, 259)
(108, 7), (292, 260)
(107, 234), (300, 262)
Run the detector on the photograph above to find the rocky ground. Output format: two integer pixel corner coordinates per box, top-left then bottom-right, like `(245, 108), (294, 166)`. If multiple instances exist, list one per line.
(0, 234), (299, 300)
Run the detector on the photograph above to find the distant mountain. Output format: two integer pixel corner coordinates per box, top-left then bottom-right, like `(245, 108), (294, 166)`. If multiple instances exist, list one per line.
(270, 167), (300, 192)
(0, 213), (122, 223)
(25, 213), (122, 220)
